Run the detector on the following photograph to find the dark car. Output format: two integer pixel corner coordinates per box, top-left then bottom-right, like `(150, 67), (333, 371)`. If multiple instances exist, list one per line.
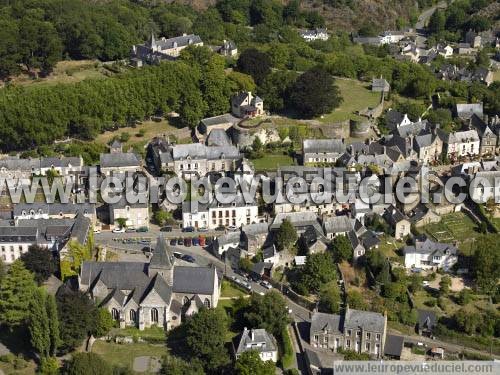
(192, 237), (199, 246)
(125, 228), (136, 233)
(137, 226), (149, 232)
(160, 226), (173, 232)
(184, 237), (192, 247)
(173, 251), (182, 259)
(182, 226), (195, 232)
(249, 273), (260, 283)
(215, 225), (225, 231)
(170, 238), (177, 246)
(177, 238), (183, 246)
(181, 254), (196, 263)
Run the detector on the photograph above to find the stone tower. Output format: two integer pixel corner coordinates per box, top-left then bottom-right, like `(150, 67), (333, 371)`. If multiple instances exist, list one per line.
(148, 235), (175, 286)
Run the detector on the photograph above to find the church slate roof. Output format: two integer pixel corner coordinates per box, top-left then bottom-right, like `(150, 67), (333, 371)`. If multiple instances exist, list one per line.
(172, 266), (216, 295)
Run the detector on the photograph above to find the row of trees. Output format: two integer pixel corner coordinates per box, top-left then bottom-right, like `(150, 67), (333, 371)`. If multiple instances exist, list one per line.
(0, 56), (230, 151)
(0, 251), (113, 373)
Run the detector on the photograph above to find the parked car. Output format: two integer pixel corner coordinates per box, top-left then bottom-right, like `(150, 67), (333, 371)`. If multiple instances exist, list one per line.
(170, 238), (177, 246)
(173, 251), (183, 259)
(112, 227), (126, 233)
(198, 236), (206, 247)
(137, 226), (149, 232)
(192, 237), (199, 246)
(198, 227), (208, 232)
(160, 226), (173, 232)
(177, 238), (183, 246)
(184, 237), (192, 247)
(142, 246), (152, 253)
(250, 274), (260, 283)
(93, 227), (101, 234)
(181, 254), (195, 263)
(260, 280), (272, 289)
(227, 225), (238, 231)
(182, 226), (194, 232)
(125, 227), (137, 233)
(215, 225), (225, 231)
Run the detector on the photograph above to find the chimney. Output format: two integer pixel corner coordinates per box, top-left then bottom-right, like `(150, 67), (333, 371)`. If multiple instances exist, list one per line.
(250, 329), (255, 341)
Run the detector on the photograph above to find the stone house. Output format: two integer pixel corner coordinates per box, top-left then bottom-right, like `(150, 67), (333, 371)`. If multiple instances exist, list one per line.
(233, 328), (278, 362)
(403, 237), (458, 271)
(383, 205), (410, 240)
(109, 196), (149, 229)
(414, 132), (443, 164)
(440, 129), (480, 160)
(302, 139), (346, 165)
(231, 92), (264, 118)
(310, 307), (387, 358)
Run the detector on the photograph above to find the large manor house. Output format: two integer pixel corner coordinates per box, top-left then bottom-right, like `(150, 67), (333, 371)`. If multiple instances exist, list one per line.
(79, 236), (221, 330)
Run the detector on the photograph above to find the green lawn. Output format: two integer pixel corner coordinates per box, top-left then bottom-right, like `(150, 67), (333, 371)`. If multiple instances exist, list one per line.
(421, 212), (481, 255)
(221, 280), (249, 298)
(318, 78), (381, 123)
(377, 235), (404, 263)
(92, 341), (167, 370)
(251, 154), (295, 171)
(112, 326), (166, 341)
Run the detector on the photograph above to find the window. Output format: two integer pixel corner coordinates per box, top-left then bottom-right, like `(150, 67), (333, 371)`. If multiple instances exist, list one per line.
(356, 330), (361, 337)
(376, 333), (380, 341)
(151, 308), (159, 323)
(204, 298), (210, 308)
(129, 309), (136, 323)
(347, 330), (352, 336)
(346, 339), (351, 348)
(183, 296), (190, 305)
(111, 308), (119, 321)
(365, 342), (371, 352)
(366, 332), (371, 340)
(314, 335), (319, 342)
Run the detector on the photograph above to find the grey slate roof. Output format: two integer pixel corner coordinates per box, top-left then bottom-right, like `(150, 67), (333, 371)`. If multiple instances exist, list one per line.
(383, 205), (408, 225)
(0, 157), (39, 171)
(242, 222), (268, 236)
(303, 139), (346, 155)
(323, 215), (352, 234)
(417, 309), (437, 329)
(384, 334), (404, 357)
(206, 129), (231, 147)
(40, 157), (82, 168)
(310, 311), (342, 334)
(172, 143), (240, 161)
(403, 237), (457, 257)
(100, 152), (141, 168)
(199, 113), (239, 130)
(172, 266), (216, 294)
(456, 103), (483, 119)
(235, 328), (277, 355)
(14, 202), (95, 217)
(344, 307), (386, 332)
(150, 236), (174, 269)
(0, 226), (38, 242)
(81, 261), (150, 290)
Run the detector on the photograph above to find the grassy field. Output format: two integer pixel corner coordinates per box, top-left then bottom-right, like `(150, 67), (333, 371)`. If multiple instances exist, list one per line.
(112, 326), (166, 341)
(421, 212), (480, 254)
(318, 78), (381, 123)
(92, 341), (167, 370)
(6, 60), (108, 88)
(221, 280), (249, 298)
(251, 154), (295, 171)
(377, 235), (404, 263)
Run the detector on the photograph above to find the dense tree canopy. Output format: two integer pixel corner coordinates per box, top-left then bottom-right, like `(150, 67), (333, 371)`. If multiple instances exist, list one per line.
(289, 66), (343, 117)
(21, 245), (57, 285)
(244, 291), (291, 338)
(275, 219), (298, 252)
(236, 48), (272, 85)
(62, 352), (113, 375)
(472, 235), (500, 295)
(294, 252), (337, 294)
(235, 350), (275, 375)
(0, 260), (37, 327)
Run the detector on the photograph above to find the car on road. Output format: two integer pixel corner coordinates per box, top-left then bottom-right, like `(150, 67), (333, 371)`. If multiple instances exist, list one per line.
(234, 269), (248, 280)
(198, 227), (208, 232)
(160, 226), (173, 232)
(173, 251), (183, 259)
(215, 225), (225, 231)
(182, 226), (195, 232)
(137, 226), (149, 232)
(227, 225), (238, 231)
(260, 280), (272, 289)
(184, 237), (192, 247)
(181, 254), (195, 263)
(170, 238), (177, 246)
(192, 237), (199, 246)
(249, 274), (260, 283)
(142, 246), (152, 253)
(198, 236), (206, 247)
(177, 238), (183, 246)
(112, 227), (126, 233)
(125, 227), (137, 233)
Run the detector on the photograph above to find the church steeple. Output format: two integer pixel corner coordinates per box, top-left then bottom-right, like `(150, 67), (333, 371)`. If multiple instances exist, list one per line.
(148, 32), (156, 47)
(148, 235), (174, 285)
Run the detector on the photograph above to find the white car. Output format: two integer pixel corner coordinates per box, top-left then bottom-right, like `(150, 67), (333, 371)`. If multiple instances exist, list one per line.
(112, 227), (126, 233)
(260, 281), (272, 289)
(93, 228), (101, 234)
(227, 225), (238, 231)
